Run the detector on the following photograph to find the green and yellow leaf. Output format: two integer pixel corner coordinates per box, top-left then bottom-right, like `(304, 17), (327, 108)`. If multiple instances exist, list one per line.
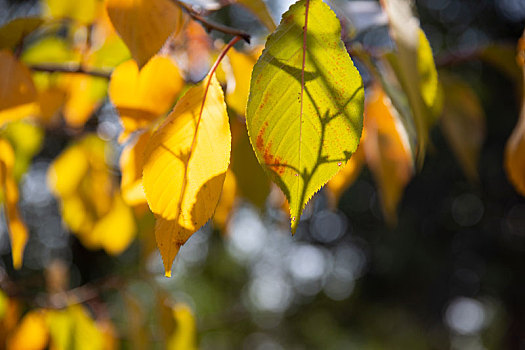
(235, 0), (276, 32)
(246, 0), (364, 233)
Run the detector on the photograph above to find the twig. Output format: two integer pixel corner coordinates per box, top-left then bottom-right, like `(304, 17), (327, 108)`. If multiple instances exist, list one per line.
(28, 63), (112, 79)
(172, 0), (251, 43)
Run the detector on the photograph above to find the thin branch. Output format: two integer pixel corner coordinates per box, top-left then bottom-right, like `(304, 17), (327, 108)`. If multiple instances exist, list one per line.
(172, 0), (251, 43)
(28, 63), (112, 79)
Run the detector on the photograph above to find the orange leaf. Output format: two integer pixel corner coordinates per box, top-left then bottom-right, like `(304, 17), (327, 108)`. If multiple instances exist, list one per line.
(363, 84), (413, 225)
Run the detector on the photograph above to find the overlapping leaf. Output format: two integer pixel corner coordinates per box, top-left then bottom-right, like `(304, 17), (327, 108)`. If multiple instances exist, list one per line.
(143, 74), (230, 276)
(0, 139), (28, 270)
(48, 135), (136, 254)
(109, 56), (183, 142)
(363, 85), (413, 224)
(246, 0), (364, 232)
(0, 17), (43, 50)
(0, 50), (38, 126)
(120, 131), (150, 206)
(382, 0), (438, 165)
(106, 0), (184, 67)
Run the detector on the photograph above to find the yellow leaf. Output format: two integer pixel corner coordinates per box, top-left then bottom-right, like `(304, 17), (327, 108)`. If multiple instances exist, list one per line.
(0, 138), (28, 269)
(60, 74), (107, 128)
(43, 0), (101, 24)
(92, 193), (136, 255)
(7, 310), (49, 350)
(167, 303), (197, 350)
(326, 145), (364, 205)
(120, 131), (150, 205)
(106, 0), (184, 67)
(143, 74), (230, 276)
(49, 135), (136, 253)
(47, 305), (107, 350)
(0, 50), (37, 126)
(213, 170), (237, 232)
(109, 56), (183, 142)
(363, 85), (413, 225)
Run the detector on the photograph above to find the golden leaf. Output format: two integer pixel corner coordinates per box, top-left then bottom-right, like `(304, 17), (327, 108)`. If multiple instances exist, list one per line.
(106, 0), (184, 67)
(109, 56), (183, 142)
(143, 74), (230, 276)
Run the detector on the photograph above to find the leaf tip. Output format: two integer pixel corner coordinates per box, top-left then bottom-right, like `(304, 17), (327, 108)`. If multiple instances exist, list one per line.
(164, 269), (172, 278)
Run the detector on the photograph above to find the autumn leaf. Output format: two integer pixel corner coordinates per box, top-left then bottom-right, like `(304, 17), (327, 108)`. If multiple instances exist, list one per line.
(0, 17), (43, 50)
(48, 135), (136, 254)
(7, 310), (49, 350)
(109, 56), (183, 142)
(143, 74), (230, 276)
(167, 303), (197, 350)
(363, 84), (413, 225)
(43, 0), (101, 24)
(106, 0), (185, 67)
(382, 0), (438, 165)
(246, 0), (364, 233)
(0, 138), (29, 270)
(120, 131), (150, 206)
(505, 34), (525, 196)
(0, 50), (38, 126)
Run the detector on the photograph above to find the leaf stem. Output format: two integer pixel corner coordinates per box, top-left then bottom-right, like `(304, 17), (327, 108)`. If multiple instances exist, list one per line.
(172, 0), (251, 43)
(28, 63), (112, 78)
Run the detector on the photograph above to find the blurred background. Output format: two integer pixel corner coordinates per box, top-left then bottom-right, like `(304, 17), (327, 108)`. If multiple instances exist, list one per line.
(1, 0), (525, 349)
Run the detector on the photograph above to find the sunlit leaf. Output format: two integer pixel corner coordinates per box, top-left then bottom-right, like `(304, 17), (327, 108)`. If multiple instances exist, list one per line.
(167, 303), (197, 350)
(363, 84), (413, 225)
(106, 0), (184, 67)
(47, 305), (106, 350)
(440, 74), (485, 182)
(120, 131), (150, 206)
(2, 121), (44, 181)
(0, 17), (43, 50)
(48, 135), (137, 253)
(0, 290), (7, 320)
(246, 0), (364, 233)
(0, 138), (29, 269)
(109, 56), (183, 142)
(235, 0), (276, 32)
(60, 74), (107, 128)
(382, 0), (438, 165)
(143, 74), (230, 276)
(7, 310), (49, 350)
(21, 37), (80, 65)
(92, 193), (136, 255)
(43, 0), (101, 24)
(0, 50), (37, 126)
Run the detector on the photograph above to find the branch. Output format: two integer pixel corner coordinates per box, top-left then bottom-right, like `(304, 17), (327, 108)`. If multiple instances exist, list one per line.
(28, 63), (112, 79)
(172, 0), (251, 43)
